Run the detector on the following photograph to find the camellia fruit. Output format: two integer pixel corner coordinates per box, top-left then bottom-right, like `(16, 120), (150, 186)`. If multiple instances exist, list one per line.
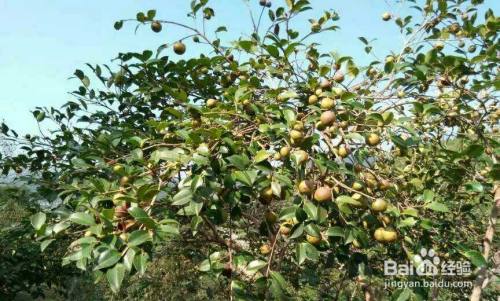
(119, 176), (130, 186)
(320, 97), (335, 110)
(151, 21), (162, 33)
(298, 180), (315, 194)
(113, 164), (124, 174)
(352, 181), (363, 191)
(306, 234), (321, 245)
(290, 130), (304, 141)
(260, 187), (274, 204)
(320, 79), (332, 89)
(260, 244), (271, 255)
(382, 229), (398, 242)
(293, 121), (304, 131)
(378, 179), (391, 190)
(314, 186), (332, 202)
(280, 146), (290, 157)
(371, 198), (388, 212)
(206, 98), (218, 108)
(265, 210), (278, 224)
(293, 150), (309, 165)
(279, 224), (291, 236)
(338, 146), (349, 158)
(320, 111), (335, 126)
(308, 95), (319, 105)
(333, 71), (344, 83)
(173, 41), (186, 55)
(366, 133), (381, 146)
(374, 227), (385, 242)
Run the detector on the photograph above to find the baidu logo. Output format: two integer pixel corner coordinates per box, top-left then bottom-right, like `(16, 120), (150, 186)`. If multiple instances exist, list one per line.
(384, 248), (471, 277)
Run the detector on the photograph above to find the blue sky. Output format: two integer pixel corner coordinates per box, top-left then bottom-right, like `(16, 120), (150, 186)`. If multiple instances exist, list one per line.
(0, 0), (495, 135)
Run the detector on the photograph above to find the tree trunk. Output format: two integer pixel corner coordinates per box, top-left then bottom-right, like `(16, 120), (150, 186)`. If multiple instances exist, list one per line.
(470, 185), (499, 301)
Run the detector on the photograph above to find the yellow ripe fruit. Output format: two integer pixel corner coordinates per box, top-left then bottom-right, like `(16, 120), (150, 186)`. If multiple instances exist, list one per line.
(308, 95), (319, 105)
(320, 111), (336, 126)
(290, 130), (304, 141)
(293, 121), (305, 131)
(380, 215), (391, 225)
(320, 98), (335, 110)
(280, 146), (291, 157)
(119, 176), (130, 186)
(366, 133), (381, 146)
(382, 12), (391, 21)
(260, 244), (271, 255)
(274, 153), (281, 160)
(315, 88), (323, 96)
(113, 164), (124, 174)
(314, 186), (332, 202)
(351, 192), (363, 201)
(173, 41), (186, 55)
(260, 187), (274, 204)
(338, 146), (349, 158)
(306, 234), (321, 245)
(206, 98), (218, 108)
(371, 198), (388, 212)
(374, 227), (385, 242)
(294, 150), (309, 164)
(279, 224), (291, 236)
(383, 229), (398, 242)
(352, 181), (364, 191)
(298, 180), (315, 194)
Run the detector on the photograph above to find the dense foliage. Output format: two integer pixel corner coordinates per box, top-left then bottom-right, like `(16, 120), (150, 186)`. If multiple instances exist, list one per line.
(1, 0), (499, 300)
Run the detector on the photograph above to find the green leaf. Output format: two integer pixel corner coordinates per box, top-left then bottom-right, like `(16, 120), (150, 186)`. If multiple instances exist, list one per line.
(303, 200), (317, 221)
(40, 239), (55, 252)
(69, 212), (95, 226)
(123, 248), (136, 271)
(133, 252), (149, 275)
(172, 188), (193, 206)
(127, 230), (152, 247)
(106, 263), (126, 293)
(463, 250), (486, 267)
(246, 260), (267, 272)
(398, 217), (417, 228)
(401, 208), (419, 217)
(326, 226), (344, 238)
(150, 148), (184, 164)
(128, 207), (156, 228)
(31, 212), (46, 230)
(114, 21), (123, 30)
(296, 243), (307, 265)
(227, 154), (250, 170)
(423, 190), (434, 202)
(465, 182), (483, 192)
(425, 202), (449, 213)
(95, 249), (121, 270)
(395, 288), (412, 301)
(254, 150), (269, 163)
